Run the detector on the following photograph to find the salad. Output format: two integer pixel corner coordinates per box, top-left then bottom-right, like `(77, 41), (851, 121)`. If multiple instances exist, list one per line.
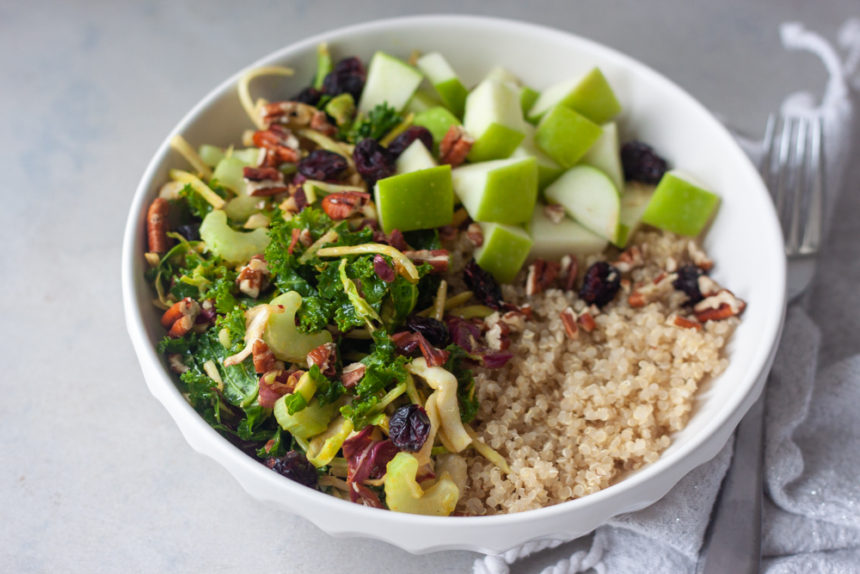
(145, 45), (744, 516)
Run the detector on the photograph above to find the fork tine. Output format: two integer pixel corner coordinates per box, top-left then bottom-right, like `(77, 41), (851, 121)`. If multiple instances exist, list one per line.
(800, 116), (824, 254)
(760, 114), (776, 184)
(772, 116), (795, 227)
(786, 118), (808, 254)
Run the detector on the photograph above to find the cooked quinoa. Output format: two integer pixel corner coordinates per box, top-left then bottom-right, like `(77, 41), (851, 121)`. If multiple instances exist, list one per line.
(456, 230), (738, 515)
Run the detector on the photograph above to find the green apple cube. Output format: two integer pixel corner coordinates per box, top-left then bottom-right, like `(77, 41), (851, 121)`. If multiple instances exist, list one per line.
(544, 165), (620, 242)
(511, 123), (563, 191)
(483, 66), (521, 85)
(614, 182), (655, 247)
(535, 105), (603, 168)
(581, 122), (623, 191)
(452, 156), (538, 224)
(528, 204), (608, 260)
(416, 52), (467, 118)
(413, 107), (461, 148)
(395, 140), (436, 173)
(463, 79), (526, 162)
(358, 52), (424, 114)
(405, 89), (443, 115)
(374, 165), (453, 233)
(528, 67), (622, 124)
(520, 86), (539, 117)
(481, 67), (539, 117)
(640, 171), (720, 236)
(474, 222), (533, 283)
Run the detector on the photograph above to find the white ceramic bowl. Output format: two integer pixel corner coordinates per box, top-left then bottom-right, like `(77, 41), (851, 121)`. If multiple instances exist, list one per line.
(122, 15), (785, 555)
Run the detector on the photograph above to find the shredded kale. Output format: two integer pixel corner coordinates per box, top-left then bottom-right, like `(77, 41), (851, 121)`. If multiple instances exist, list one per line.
(347, 103), (401, 142)
(341, 330), (408, 429)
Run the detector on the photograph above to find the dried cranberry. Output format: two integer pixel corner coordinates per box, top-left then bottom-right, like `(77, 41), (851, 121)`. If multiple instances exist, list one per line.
(579, 261), (621, 307)
(388, 405), (431, 452)
(463, 259), (503, 310)
(673, 264), (706, 304)
(482, 351), (513, 369)
(386, 126), (434, 158)
(447, 317), (482, 353)
(297, 149), (348, 181)
(322, 57), (366, 101)
(621, 141), (669, 184)
(373, 254), (395, 283)
(353, 138), (395, 186)
(406, 315), (450, 348)
(176, 223), (200, 241)
(292, 86), (322, 106)
(270, 450), (318, 489)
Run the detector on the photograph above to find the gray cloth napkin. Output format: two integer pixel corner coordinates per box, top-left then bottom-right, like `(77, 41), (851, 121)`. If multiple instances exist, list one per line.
(474, 21), (860, 574)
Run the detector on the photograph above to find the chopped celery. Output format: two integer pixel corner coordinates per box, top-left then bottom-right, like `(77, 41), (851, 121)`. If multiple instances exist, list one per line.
(198, 144), (225, 167)
(198, 210), (269, 264)
(263, 292), (333, 363)
(274, 395), (336, 440)
(213, 157), (249, 195)
(306, 416), (354, 467)
(384, 452), (459, 516)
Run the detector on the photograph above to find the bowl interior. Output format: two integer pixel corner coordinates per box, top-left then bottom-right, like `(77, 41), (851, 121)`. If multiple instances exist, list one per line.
(123, 15), (785, 554)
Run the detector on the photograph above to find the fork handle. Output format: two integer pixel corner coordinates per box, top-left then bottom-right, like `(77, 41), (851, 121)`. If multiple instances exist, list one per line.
(697, 391), (765, 574)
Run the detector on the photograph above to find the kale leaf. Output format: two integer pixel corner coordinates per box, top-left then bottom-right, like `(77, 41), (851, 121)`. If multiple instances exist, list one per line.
(348, 103), (401, 142)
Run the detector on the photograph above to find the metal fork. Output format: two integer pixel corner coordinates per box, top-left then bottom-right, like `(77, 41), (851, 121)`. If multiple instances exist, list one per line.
(696, 113), (824, 574)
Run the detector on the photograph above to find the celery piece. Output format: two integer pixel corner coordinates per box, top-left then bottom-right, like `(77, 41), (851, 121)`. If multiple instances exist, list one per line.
(263, 292), (333, 363)
(198, 210), (269, 264)
(213, 157), (249, 195)
(314, 43), (333, 91)
(384, 452), (459, 516)
(274, 395), (336, 440)
(198, 145), (225, 167)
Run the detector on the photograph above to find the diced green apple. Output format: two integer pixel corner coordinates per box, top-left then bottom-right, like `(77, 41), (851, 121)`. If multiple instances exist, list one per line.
(358, 52), (424, 114)
(528, 204), (608, 260)
(416, 52), (467, 118)
(482, 67), (540, 117)
(615, 182), (655, 247)
(452, 156), (538, 224)
(511, 123), (563, 191)
(544, 165), (620, 242)
(520, 86), (539, 117)
(535, 105), (603, 168)
(395, 140), (437, 173)
(405, 89), (443, 115)
(474, 222), (533, 283)
(581, 122), (623, 191)
(374, 165), (453, 233)
(463, 79), (526, 162)
(528, 67), (621, 125)
(413, 107), (461, 148)
(640, 171), (720, 236)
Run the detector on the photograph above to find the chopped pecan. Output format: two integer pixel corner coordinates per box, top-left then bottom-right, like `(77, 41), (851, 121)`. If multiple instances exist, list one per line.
(244, 166), (289, 197)
(261, 101), (317, 129)
(578, 311), (596, 333)
(697, 275), (721, 298)
(628, 272), (677, 308)
(307, 342), (338, 377)
(438, 225), (458, 243)
(341, 363), (366, 389)
(560, 307), (579, 339)
(465, 223), (484, 247)
(694, 290), (746, 322)
(293, 187), (309, 211)
(525, 259), (560, 296)
(237, 255), (269, 299)
(252, 124), (300, 167)
(673, 316), (702, 330)
(146, 197), (170, 254)
(404, 249), (450, 273)
(687, 240), (714, 271)
(321, 191), (371, 220)
(299, 228), (313, 247)
(161, 297), (200, 338)
(386, 229), (409, 252)
(439, 125), (474, 167)
(560, 255), (579, 291)
(310, 109), (337, 136)
(543, 204), (566, 224)
(287, 228), (301, 255)
(613, 246), (644, 273)
(167, 354), (189, 374)
(485, 322), (509, 351)
(252, 339), (277, 374)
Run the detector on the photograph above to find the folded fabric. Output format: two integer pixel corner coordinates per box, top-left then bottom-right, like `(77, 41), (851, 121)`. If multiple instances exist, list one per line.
(474, 20), (860, 574)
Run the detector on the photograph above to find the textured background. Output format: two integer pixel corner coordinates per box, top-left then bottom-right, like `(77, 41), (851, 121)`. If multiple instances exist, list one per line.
(1, 1), (856, 572)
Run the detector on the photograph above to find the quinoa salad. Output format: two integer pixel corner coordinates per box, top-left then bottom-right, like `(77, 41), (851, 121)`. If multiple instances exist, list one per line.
(143, 45), (746, 516)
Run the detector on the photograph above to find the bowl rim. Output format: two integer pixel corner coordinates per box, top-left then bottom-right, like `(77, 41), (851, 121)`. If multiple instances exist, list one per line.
(122, 13), (786, 550)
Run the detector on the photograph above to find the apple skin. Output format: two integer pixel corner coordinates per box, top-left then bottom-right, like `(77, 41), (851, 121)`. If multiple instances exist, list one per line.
(528, 67), (622, 125)
(413, 107), (461, 150)
(474, 222), (533, 283)
(520, 86), (539, 117)
(614, 182), (654, 248)
(416, 52), (468, 118)
(395, 140), (436, 173)
(581, 122), (624, 192)
(405, 89), (443, 115)
(468, 122), (526, 163)
(375, 165), (454, 233)
(463, 79), (526, 162)
(452, 156), (538, 225)
(528, 204), (608, 261)
(640, 171), (720, 236)
(544, 165), (620, 242)
(511, 123), (563, 191)
(535, 105), (603, 168)
(433, 77), (468, 119)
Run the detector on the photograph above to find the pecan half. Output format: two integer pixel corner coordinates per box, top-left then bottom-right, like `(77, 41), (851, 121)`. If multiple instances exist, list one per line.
(261, 101), (317, 129)
(146, 197), (170, 254)
(439, 125), (474, 167)
(244, 166), (289, 197)
(237, 255), (270, 299)
(307, 342), (337, 377)
(560, 307), (579, 339)
(252, 124), (300, 167)
(404, 249), (450, 273)
(694, 290), (746, 322)
(321, 191), (371, 220)
(161, 297), (200, 338)
(252, 339), (277, 374)
(341, 363), (366, 389)
(525, 259), (560, 296)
